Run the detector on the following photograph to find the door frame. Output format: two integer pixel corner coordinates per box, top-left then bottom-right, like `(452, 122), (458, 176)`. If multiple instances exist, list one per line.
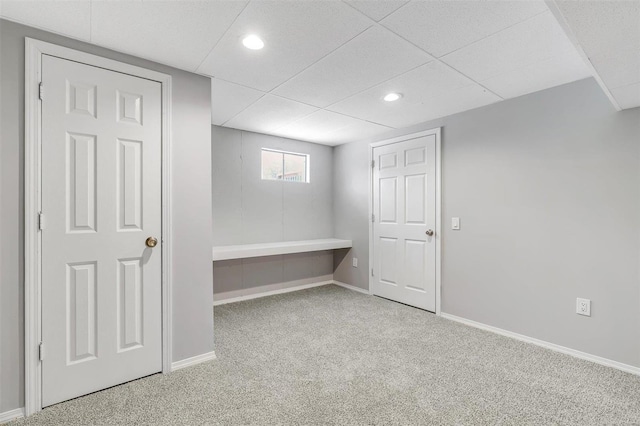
(24, 38), (173, 415)
(368, 128), (442, 315)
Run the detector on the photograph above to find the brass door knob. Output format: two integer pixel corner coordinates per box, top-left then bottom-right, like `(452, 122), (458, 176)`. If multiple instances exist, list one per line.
(425, 229), (434, 237)
(146, 237), (158, 248)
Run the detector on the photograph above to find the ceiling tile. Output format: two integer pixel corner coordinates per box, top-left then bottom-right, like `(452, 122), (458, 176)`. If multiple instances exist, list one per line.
(345, 0), (408, 21)
(552, 0), (640, 110)
(224, 95), (318, 135)
(328, 61), (499, 128)
(582, 46), (640, 91)
(212, 79), (265, 126)
(196, 1), (372, 91)
(91, 1), (247, 71)
(272, 110), (392, 145)
(481, 51), (591, 99)
(556, 0), (640, 57)
(274, 110), (361, 140)
(381, 0), (548, 57)
(0, 0), (91, 40)
(272, 26), (432, 108)
(320, 119), (392, 145)
(610, 82), (640, 110)
(441, 12), (576, 82)
(387, 83), (500, 128)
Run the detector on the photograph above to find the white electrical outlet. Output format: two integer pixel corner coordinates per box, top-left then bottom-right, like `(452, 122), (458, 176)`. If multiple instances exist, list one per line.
(576, 298), (591, 316)
(352, 257), (358, 268)
(452, 217), (461, 230)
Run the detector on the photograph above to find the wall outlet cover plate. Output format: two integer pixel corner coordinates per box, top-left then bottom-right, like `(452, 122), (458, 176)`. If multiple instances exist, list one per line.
(576, 298), (591, 316)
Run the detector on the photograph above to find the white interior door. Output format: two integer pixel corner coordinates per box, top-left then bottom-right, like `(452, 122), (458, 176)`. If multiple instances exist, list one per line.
(41, 54), (163, 407)
(372, 135), (437, 311)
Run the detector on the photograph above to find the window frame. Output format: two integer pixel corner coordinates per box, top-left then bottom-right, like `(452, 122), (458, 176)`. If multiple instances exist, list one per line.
(261, 148), (310, 183)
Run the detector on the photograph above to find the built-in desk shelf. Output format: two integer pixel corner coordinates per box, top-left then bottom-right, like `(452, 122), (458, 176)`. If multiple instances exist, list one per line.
(212, 238), (353, 261)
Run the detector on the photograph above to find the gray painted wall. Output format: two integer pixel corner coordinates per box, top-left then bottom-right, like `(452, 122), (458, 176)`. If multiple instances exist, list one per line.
(334, 78), (640, 368)
(211, 126), (334, 299)
(211, 125), (333, 245)
(0, 19), (214, 412)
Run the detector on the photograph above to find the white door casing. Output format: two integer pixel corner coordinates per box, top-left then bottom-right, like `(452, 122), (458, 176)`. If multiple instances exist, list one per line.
(40, 54), (163, 406)
(371, 132), (440, 312)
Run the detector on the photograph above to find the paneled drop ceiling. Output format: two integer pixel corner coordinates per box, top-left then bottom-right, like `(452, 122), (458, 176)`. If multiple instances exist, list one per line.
(550, 0), (640, 110)
(0, 1), (637, 146)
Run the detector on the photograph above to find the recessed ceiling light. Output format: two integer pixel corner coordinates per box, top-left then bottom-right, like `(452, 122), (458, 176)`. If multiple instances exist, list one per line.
(383, 93), (402, 102)
(242, 34), (264, 50)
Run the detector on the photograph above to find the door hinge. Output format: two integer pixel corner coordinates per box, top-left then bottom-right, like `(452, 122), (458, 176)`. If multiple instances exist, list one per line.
(371, 268), (374, 277)
(38, 212), (46, 230)
(371, 214), (375, 223)
(39, 342), (45, 361)
(371, 160), (375, 168)
(38, 82), (44, 100)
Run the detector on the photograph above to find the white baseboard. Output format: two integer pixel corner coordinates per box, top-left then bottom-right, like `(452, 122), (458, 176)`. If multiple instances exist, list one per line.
(333, 280), (371, 295)
(0, 408), (24, 424)
(441, 312), (640, 376)
(213, 279), (372, 307)
(213, 280), (333, 306)
(171, 351), (217, 372)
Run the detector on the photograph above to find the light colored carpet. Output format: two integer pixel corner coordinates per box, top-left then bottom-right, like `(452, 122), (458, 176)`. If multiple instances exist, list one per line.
(14, 285), (640, 425)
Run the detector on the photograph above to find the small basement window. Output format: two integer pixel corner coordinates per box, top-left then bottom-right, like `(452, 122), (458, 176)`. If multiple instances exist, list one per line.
(261, 148), (310, 183)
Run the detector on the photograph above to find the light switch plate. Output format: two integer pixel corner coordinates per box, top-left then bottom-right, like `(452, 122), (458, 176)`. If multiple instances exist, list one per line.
(352, 257), (358, 268)
(452, 217), (460, 230)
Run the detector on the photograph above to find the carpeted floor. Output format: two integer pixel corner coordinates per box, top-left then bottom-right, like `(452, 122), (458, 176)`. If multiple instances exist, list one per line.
(13, 285), (640, 425)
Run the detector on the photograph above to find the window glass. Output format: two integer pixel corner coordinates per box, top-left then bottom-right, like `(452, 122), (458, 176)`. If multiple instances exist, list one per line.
(261, 149), (309, 183)
(261, 149), (284, 180)
(283, 153), (306, 182)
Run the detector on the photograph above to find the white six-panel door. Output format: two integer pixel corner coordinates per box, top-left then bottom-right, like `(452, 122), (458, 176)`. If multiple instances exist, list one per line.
(372, 135), (437, 311)
(41, 55), (163, 406)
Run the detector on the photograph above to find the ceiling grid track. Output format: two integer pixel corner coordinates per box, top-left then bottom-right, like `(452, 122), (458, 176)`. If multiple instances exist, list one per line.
(194, 1), (251, 73)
